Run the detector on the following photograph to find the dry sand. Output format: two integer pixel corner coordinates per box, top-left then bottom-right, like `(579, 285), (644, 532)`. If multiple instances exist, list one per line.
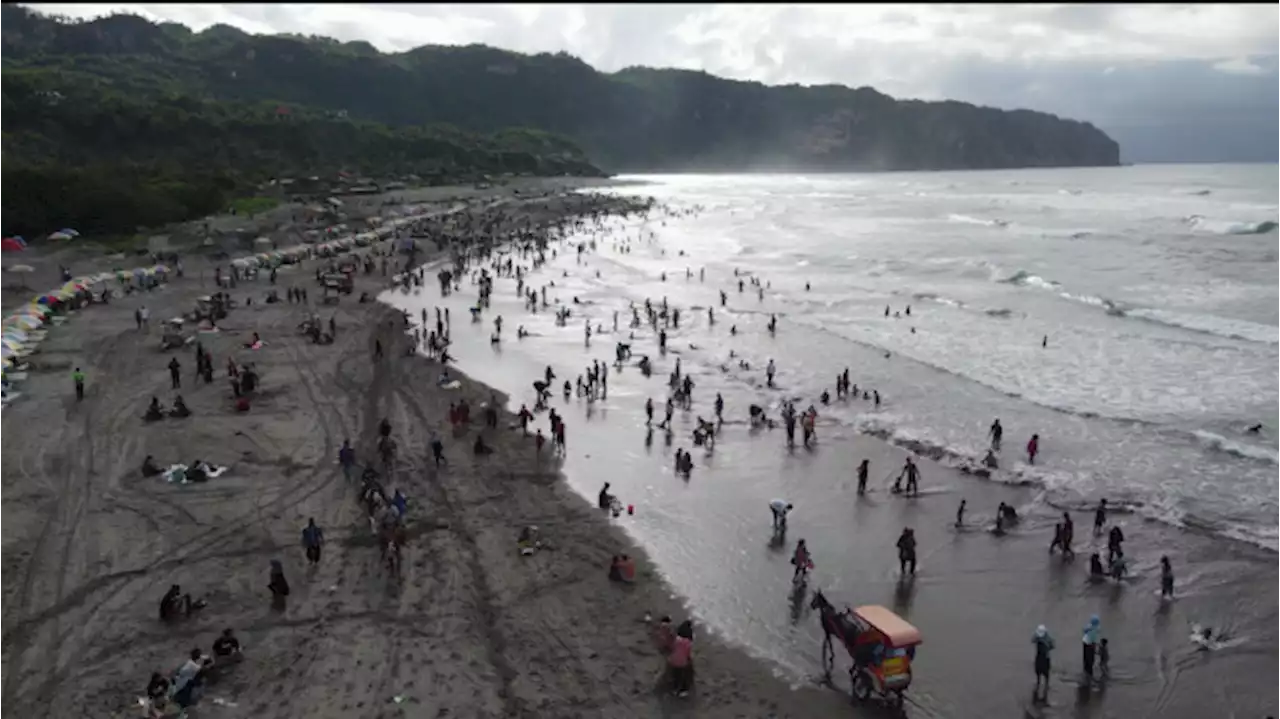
(1, 190), (850, 717)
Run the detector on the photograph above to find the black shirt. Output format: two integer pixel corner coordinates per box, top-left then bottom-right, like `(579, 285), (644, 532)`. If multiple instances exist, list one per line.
(213, 635), (240, 657)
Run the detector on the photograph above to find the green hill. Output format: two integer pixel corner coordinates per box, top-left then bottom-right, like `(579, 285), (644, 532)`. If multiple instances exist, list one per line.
(1, 6), (1121, 236)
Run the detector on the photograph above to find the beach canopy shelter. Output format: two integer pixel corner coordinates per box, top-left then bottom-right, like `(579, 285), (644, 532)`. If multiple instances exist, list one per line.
(48, 231), (73, 241)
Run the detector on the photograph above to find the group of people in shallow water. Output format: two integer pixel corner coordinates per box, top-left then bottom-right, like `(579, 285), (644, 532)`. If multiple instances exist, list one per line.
(426, 194), (1216, 704)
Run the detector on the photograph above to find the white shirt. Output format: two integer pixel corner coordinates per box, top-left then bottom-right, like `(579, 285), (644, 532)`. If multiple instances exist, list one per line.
(770, 499), (790, 514)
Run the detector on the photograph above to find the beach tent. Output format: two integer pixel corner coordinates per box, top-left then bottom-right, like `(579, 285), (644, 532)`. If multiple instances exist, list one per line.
(48, 231), (73, 241)
(58, 228), (80, 237)
(2, 238), (25, 252)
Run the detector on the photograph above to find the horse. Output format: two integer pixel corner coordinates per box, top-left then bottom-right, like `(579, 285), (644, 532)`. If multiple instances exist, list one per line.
(810, 589), (862, 682)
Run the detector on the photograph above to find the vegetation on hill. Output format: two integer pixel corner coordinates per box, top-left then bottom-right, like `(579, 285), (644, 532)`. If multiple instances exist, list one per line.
(1, 6), (1121, 237)
(1, 9), (603, 238)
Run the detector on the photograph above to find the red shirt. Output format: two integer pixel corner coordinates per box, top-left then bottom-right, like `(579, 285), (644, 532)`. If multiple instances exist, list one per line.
(668, 636), (692, 667)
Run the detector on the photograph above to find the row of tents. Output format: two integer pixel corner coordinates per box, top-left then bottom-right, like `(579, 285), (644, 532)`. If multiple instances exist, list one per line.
(2, 264), (171, 397)
(228, 214), (424, 273)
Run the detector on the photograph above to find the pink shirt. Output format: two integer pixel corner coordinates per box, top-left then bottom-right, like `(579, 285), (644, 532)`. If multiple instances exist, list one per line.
(668, 636), (692, 667)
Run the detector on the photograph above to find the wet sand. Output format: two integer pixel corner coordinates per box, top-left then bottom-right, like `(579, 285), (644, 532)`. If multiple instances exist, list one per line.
(1, 190), (851, 717)
(383, 212), (1279, 718)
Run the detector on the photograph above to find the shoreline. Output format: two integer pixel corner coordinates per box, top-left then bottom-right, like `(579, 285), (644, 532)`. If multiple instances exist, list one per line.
(0, 185), (851, 717)
(379, 194), (1278, 719)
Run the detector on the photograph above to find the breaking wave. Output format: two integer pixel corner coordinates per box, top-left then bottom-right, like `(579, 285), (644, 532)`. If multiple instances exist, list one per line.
(1185, 215), (1278, 235)
(1191, 430), (1279, 465)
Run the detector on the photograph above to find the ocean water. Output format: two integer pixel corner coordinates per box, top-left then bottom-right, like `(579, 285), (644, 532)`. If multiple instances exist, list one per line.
(382, 164), (1278, 715)
(480, 165), (1280, 547)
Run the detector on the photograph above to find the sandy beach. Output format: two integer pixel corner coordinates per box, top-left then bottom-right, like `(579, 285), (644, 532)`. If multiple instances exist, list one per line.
(1, 187), (852, 718)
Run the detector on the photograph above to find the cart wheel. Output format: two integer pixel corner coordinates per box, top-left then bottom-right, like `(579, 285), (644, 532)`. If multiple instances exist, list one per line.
(852, 672), (873, 703)
(892, 690), (906, 715)
(820, 636), (834, 679)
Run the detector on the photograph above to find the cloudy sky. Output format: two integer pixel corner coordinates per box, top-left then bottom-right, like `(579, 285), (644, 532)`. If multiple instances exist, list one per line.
(36, 3), (1280, 163)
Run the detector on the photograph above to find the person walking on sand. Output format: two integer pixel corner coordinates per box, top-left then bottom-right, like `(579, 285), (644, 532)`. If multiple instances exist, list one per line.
(856, 459), (870, 495)
(72, 367), (85, 401)
(1081, 615), (1101, 680)
(1093, 498), (1107, 536)
(373, 339), (384, 360)
(989, 418), (1003, 451)
(955, 499), (966, 528)
(1026, 434), (1040, 464)
(338, 440), (355, 481)
(168, 357), (182, 389)
(430, 433), (446, 467)
(301, 518), (324, 567)
(139, 304), (150, 332)
(268, 559), (290, 611)
(1032, 624), (1055, 701)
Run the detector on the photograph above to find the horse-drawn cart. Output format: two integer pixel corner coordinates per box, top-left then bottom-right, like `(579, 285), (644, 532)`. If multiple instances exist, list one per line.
(812, 590), (922, 715)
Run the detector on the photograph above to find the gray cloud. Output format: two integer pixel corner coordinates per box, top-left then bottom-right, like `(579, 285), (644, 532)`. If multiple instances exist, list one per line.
(33, 3), (1280, 162)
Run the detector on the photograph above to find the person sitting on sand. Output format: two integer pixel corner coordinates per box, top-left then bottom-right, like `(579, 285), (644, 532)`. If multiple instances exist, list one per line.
(170, 395), (191, 418)
(146, 672), (171, 708)
(172, 648), (212, 709)
(211, 627), (243, 665)
(618, 554), (636, 583)
(473, 434), (493, 456)
(186, 460), (210, 483)
(144, 396), (165, 422)
(141, 455), (163, 478)
(517, 526), (542, 556)
(598, 482), (615, 510)
(159, 584), (192, 622)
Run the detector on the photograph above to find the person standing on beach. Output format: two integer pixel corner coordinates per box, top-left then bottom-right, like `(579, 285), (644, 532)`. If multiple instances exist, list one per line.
(1032, 624), (1055, 700)
(72, 367), (85, 401)
(989, 419), (1003, 451)
(1026, 434), (1040, 464)
(668, 621), (694, 697)
(268, 560), (290, 611)
(955, 499), (966, 527)
(168, 357), (182, 389)
(1093, 499), (1107, 536)
(301, 518), (324, 567)
(374, 339), (384, 360)
(338, 440), (356, 481)
(1060, 512), (1075, 559)
(896, 528), (917, 575)
(1081, 615), (1101, 680)
(139, 305), (150, 332)
(894, 458), (920, 496)
(856, 459), (870, 494)
(1160, 556), (1175, 598)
